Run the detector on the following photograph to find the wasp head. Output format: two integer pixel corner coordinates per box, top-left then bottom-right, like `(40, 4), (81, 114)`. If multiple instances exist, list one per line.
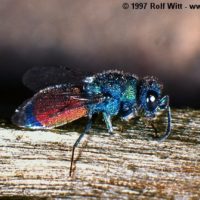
(138, 77), (169, 118)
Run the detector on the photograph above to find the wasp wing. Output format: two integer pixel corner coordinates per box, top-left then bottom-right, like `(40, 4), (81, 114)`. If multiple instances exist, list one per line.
(12, 84), (102, 129)
(23, 66), (92, 92)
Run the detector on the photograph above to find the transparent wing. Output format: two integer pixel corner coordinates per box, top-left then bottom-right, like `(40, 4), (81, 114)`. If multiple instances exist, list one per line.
(23, 66), (92, 92)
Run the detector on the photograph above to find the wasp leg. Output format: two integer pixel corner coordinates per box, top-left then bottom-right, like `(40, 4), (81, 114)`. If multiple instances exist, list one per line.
(69, 116), (93, 176)
(157, 106), (172, 142)
(103, 112), (113, 134)
(151, 122), (158, 138)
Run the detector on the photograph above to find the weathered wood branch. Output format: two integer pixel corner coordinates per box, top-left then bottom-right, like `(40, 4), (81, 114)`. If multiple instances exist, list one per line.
(0, 109), (200, 199)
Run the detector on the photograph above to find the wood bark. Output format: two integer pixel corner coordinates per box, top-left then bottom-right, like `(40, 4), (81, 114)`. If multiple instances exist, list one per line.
(0, 109), (199, 199)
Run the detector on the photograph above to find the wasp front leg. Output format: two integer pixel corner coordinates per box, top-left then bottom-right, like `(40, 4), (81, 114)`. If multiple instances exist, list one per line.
(150, 122), (159, 138)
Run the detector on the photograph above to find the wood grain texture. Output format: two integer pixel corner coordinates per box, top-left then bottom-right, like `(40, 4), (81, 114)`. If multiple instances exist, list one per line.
(0, 109), (199, 199)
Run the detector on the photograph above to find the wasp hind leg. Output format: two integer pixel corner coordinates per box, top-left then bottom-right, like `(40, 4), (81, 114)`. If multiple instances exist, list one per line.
(69, 116), (93, 176)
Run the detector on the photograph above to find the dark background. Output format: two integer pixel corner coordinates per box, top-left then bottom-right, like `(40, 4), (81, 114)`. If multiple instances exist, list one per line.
(0, 0), (200, 118)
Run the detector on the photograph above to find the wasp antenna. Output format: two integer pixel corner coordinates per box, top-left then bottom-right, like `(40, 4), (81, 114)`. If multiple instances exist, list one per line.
(157, 106), (172, 142)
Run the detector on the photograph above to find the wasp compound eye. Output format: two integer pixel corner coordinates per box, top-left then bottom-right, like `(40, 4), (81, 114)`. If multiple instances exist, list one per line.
(146, 90), (158, 111)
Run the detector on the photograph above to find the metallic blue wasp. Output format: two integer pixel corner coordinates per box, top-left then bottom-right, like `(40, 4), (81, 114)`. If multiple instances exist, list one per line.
(12, 68), (172, 176)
